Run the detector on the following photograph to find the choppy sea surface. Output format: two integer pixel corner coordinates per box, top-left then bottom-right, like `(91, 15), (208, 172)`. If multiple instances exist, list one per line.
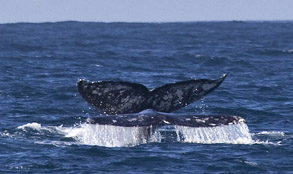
(0, 21), (292, 173)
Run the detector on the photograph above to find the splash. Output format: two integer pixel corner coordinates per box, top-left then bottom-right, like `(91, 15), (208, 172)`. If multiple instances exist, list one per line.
(12, 122), (285, 147)
(175, 123), (253, 144)
(251, 131), (285, 145)
(60, 124), (161, 147)
(15, 122), (161, 147)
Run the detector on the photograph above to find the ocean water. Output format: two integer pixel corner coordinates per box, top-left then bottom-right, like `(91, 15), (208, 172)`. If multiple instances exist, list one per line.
(0, 21), (292, 173)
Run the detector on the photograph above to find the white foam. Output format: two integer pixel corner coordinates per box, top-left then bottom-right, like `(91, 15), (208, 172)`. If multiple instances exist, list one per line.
(34, 140), (79, 147)
(255, 131), (285, 136)
(175, 123), (254, 144)
(243, 160), (258, 167)
(250, 131), (285, 145)
(17, 122), (61, 134)
(17, 122), (42, 130)
(0, 131), (11, 137)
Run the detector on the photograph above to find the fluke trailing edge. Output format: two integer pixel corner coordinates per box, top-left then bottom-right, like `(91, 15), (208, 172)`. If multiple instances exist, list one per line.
(86, 109), (245, 128)
(77, 74), (227, 115)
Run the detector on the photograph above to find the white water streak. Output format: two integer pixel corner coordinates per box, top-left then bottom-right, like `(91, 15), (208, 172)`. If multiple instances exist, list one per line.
(61, 124), (161, 147)
(254, 131), (285, 136)
(175, 123), (253, 144)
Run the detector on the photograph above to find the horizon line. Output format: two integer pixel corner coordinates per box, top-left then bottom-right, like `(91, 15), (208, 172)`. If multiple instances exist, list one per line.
(1, 19), (293, 25)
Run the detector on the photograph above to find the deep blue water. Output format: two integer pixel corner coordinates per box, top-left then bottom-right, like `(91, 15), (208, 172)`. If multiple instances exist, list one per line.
(0, 21), (293, 173)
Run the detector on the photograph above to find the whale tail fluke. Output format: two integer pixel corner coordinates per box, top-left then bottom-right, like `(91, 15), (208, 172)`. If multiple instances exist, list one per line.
(77, 74), (227, 114)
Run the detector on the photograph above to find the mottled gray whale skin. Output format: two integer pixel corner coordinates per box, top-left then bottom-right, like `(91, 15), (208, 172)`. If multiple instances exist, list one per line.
(86, 109), (245, 128)
(77, 74), (227, 115)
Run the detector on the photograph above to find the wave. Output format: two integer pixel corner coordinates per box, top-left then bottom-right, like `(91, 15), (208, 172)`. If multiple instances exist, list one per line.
(254, 131), (285, 136)
(251, 48), (293, 56)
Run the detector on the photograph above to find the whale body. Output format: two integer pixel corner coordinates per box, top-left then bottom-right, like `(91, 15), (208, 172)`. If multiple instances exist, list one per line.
(77, 74), (227, 115)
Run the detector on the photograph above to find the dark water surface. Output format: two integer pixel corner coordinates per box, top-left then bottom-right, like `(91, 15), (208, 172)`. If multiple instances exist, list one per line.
(0, 21), (293, 173)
